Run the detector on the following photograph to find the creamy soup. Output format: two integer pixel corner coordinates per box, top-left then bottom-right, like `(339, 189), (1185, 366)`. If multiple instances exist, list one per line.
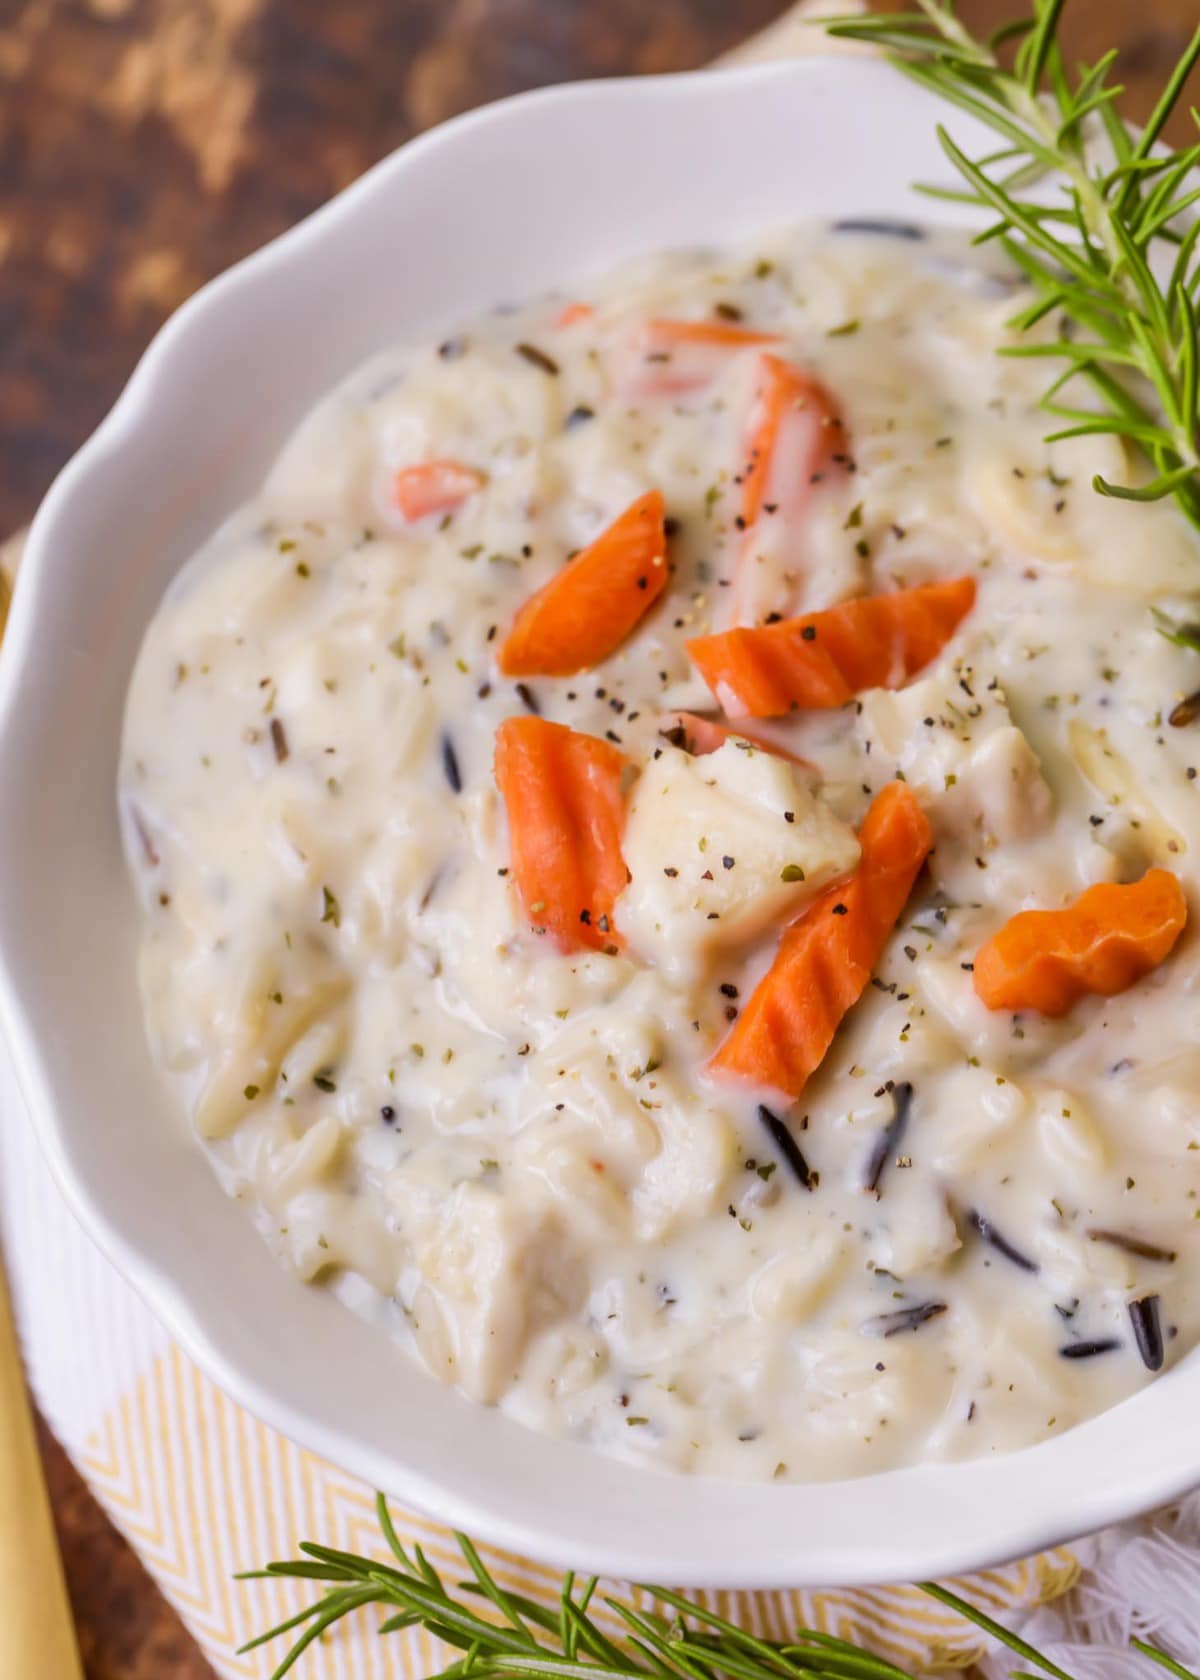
(120, 222), (1200, 1482)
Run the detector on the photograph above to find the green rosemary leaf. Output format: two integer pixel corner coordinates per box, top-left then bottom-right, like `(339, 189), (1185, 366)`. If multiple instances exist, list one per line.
(1153, 606), (1200, 653)
(457, 1533), (536, 1640)
(989, 16), (1035, 49)
(1110, 217), (1172, 338)
(1078, 359), (1156, 423)
(1070, 49), (1121, 115)
(1130, 1636), (1200, 1680)
(1009, 287), (1071, 330)
(376, 1489), (414, 1569)
(1140, 182), (1200, 246)
(1056, 84), (1123, 147)
(1020, 0), (1068, 94)
(1044, 42), (1074, 132)
(1044, 416), (1171, 446)
(1168, 201), (1200, 299)
(560, 1596), (635, 1670)
(1101, 97), (1140, 179)
(1102, 152), (1178, 194)
(460, 1579), (564, 1637)
(910, 182), (992, 206)
(263, 1586), (382, 1680)
(602, 1605), (696, 1680)
(1122, 24), (1200, 189)
(257, 1558), (361, 1582)
(1131, 144), (1200, 238)
(906, 64), (1060, 165)
(1180, 286), (1199, 430)
(377, 1612), (422, 1634)
(640, 1586), (808, 1677)
(1095, 463), (1200, 501)
(237, 1590), (366, 1655)
(560, 1575), (580, 1664)
(998, 339), (1139, 364)
(413, 1542), (446, 1591)
(237, 1495), (1200, 1680)
(477, 1659), (638, 1680)
(781, 1633), (912, 1680)
(934, 127), (1098, 281)
(771, 1648), (909, 1680)
(918, 1583), (1077, 1680)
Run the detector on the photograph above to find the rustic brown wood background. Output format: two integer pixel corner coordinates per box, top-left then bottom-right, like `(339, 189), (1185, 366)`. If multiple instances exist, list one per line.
(1, 0), (1198, 1673)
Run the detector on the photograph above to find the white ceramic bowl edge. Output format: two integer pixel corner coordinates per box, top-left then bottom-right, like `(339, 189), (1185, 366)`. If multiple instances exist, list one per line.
(0, 57), (1196, 1586)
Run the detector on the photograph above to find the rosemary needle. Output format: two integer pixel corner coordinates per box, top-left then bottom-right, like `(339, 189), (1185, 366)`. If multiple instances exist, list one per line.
(237, 1494), (1198, 1680)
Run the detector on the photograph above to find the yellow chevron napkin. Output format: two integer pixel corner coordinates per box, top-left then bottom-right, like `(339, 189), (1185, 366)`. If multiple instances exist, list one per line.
(0, 8), (1090, 1674)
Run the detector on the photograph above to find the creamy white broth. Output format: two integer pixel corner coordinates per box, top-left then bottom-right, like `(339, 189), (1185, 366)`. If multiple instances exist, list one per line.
(120, 222), (1200, 1482)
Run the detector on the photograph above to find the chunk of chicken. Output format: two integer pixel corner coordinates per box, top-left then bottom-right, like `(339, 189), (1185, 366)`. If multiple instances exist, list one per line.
(859, 665), (1052, 902)
(617, 741), (860, 978)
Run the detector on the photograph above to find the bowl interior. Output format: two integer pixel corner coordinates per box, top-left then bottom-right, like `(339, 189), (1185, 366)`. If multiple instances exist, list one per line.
(0, 56), (1195, 1586)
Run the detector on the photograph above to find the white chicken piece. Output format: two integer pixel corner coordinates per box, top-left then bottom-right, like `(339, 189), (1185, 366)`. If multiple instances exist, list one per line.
(859, 665), (1051, 901)
(615, 741), (860, 978)
(389, 1162), (582, 1404)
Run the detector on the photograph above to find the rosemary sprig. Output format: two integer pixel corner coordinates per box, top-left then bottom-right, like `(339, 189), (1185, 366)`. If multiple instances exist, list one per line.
(238, 1494), (1197, 1680)
(823, 0), (1200, 531)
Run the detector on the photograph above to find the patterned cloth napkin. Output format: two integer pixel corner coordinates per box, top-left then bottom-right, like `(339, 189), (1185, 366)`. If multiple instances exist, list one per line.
(0, 6), (1161, 1674)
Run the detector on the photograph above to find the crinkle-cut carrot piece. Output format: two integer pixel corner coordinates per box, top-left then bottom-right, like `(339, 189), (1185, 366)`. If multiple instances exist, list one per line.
(640, 318), (781, 351)
(494, 717), (630, 955)
(628, 318), (780, 397)
(709, 782), (932, 1097)
(973, 869), (1187, 1018)
(659, 711), (814, 770)
(394, 458), (485, 522)
(687, 577), (977, 719)
(731, 355), (847, 624)
(740, 352), (847, 529)
(556, 302), (594, 328)
(498, 490), (668, 678)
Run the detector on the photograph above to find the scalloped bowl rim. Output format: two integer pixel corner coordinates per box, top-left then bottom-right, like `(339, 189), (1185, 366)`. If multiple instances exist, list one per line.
(0, 57), (1196, 1588)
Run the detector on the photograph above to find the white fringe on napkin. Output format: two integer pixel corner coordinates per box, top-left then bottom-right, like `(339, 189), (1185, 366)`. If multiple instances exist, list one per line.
(979, 1497), (1200, 1677)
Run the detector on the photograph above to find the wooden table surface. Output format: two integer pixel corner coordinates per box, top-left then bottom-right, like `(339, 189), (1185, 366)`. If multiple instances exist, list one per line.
(2, 0), (1198, 1673)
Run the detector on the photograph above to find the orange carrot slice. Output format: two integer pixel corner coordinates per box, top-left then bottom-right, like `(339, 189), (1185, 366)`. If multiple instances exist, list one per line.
(556, 302), (594, 328)
(394, 458), (485, 522)
(628, 318), (780, 397)
(732, 354), (848, 623)
(660, 711), (814, 770)
(973, 869), (1187, 1017)
(688, 577), (977, 718)
(709, 781), (932, 1097)
(498, 490), (668, 677)
(740, 353), (846, 528)
(640, 319), (781, 351)
(494, 717), (630, 955)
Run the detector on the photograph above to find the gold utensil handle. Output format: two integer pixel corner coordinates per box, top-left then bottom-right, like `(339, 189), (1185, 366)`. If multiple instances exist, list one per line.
(0, 533), (18, 640)
(0, 531), (83, 1674)
(0, 1263), (83, 1677)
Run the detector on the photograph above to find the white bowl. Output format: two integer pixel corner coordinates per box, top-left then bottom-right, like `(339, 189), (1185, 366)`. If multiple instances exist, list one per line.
(0, 56), (1196, 1588)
